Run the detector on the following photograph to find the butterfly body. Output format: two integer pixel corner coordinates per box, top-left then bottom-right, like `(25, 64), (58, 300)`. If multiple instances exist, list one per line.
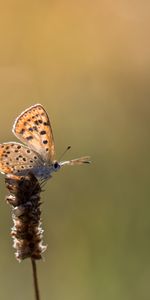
(0, 104), (90, 180)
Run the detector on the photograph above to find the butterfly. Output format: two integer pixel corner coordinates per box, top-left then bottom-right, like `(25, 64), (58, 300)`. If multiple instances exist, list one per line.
(0, 104), (90, 180)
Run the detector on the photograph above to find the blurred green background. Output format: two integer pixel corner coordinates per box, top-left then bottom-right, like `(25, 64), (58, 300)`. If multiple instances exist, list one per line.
(0, 1), (150, 299)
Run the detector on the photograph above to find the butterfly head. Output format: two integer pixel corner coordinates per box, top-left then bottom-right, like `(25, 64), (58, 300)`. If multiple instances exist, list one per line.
(52, 161), (61, 172)
(45, 156), (90, 179)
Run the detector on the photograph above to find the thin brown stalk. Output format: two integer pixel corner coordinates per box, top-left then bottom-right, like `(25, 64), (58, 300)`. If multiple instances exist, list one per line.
(31, 258), (40, 300)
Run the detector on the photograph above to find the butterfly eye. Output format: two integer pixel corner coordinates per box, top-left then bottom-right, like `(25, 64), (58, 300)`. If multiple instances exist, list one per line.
(53, 161), (60, 171)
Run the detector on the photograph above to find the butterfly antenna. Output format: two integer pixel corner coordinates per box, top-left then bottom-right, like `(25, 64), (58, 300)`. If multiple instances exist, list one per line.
(58, 146), (71, 161)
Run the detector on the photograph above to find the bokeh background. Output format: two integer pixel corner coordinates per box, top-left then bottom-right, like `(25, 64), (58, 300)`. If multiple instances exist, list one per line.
(0, 1), (150, 299)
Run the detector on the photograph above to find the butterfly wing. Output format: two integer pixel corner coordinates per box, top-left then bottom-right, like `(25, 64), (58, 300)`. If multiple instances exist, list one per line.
(12, 104), (55, 163)
(0, 142), (43, 176)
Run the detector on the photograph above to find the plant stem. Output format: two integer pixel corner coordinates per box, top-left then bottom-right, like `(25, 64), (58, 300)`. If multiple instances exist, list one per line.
(31, 258), (40, 300)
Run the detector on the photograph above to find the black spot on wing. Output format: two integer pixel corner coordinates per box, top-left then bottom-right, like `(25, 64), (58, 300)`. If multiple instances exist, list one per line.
(43, 121), (50, 126)
(26, 136), (33, 141)
(43, 140), (48, 144)
(40, 130), (46, 135)
(34, 120), (39, 125)
(19, 128), (25, 134)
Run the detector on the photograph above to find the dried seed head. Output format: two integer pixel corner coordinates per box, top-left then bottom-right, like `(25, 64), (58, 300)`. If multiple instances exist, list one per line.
(5, 173), (46, 261)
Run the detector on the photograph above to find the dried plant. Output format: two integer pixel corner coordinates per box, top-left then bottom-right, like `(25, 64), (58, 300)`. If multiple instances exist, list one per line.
(5, 173), (46, 300)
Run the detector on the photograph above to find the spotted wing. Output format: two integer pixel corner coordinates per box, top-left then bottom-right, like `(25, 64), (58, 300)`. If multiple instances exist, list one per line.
(12, 104), (55, 163)
(0, 142), (42, 176)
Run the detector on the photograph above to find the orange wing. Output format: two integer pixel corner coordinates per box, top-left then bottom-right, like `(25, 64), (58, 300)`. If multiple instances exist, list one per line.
(12, 104), (55, 163)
